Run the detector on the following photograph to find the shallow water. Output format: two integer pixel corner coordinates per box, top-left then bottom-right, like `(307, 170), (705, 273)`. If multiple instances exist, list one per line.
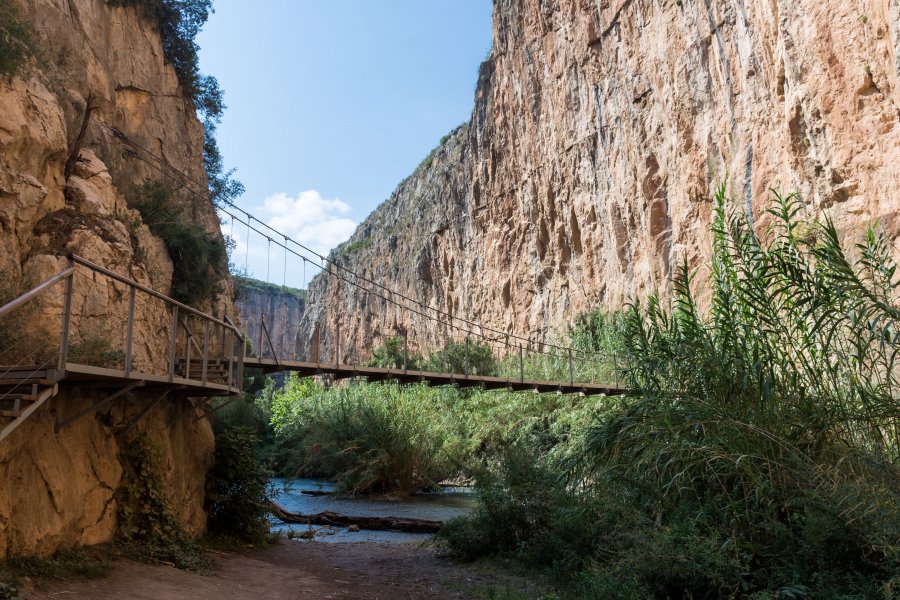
(269, 478), (475, 544)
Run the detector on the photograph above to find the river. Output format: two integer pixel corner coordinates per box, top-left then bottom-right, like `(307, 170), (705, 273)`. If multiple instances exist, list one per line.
(269, 478), (475, 543)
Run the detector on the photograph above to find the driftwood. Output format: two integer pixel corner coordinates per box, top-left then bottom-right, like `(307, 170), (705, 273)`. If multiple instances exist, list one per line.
(269, 502), (443, 533)
(299, 489), (333, 496)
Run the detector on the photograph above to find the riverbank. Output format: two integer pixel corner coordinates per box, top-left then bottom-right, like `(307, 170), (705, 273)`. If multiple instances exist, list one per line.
(26, 539), (539, 599)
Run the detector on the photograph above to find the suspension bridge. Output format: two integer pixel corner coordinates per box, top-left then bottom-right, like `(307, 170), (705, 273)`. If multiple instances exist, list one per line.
(0, 124), (626, 444)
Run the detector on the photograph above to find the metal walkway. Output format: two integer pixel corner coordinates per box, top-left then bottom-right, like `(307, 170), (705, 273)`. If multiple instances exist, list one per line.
(246, 358), (624, 397)
(0, 255), (245, 442)
(1, 252), (626, 443)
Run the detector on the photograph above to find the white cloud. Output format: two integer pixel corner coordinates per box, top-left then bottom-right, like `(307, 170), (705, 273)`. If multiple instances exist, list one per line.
(219, 190), (357, 287)
(258, 190), (357, 257)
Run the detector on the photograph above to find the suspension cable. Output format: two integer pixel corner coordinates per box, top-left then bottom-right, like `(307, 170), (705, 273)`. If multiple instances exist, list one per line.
(97, 121), (586, 355)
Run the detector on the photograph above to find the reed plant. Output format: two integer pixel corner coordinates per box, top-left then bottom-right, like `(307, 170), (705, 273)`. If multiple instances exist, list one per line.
(441, 186), (900, 598)
(269, 376), (467, 495)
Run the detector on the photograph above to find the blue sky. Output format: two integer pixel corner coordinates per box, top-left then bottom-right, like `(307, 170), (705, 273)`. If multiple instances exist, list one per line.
(198, 1), (492, 287)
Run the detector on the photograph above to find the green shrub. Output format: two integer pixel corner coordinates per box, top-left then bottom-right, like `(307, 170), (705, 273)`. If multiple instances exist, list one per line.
(129, 180), (227, 305)
(107, 0), (243, 206)
(205, 427), (273, 544)
(0, 0), (33, 76)
(425, 339), (496, 375)
(5, 548), (108, 581)
(0, 583), (21, 600)
(0, 273), (53, 364)
(440, 185), (900, 598)
(67, 329), (125, 368)
(116, 432), (211, 571)
(270, 376), (466, 495)
(366, 335), (423, 369)
(567, 309), (626, 356)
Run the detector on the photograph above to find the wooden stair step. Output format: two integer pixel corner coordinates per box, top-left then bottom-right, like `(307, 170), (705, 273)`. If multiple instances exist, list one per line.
(0, 410), (22, 418)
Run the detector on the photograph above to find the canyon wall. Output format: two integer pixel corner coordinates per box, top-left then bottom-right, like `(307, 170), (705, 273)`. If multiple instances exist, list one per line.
(0, 0), (227, 557)
(303, 0), (900, 358)
(234, 278), (305, 360)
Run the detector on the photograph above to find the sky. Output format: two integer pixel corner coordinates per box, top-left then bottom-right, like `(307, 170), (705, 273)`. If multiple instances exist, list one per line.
(197, 1), (493, 288)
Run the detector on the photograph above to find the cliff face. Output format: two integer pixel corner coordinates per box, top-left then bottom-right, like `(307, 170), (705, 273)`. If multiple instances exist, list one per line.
(303, 0), (900, 357)
(0, 0), (225, 557)
(234, 278), (305, 360)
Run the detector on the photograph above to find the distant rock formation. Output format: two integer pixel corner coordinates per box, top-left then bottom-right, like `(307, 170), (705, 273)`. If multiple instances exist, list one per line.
(234, 277), (305, 361)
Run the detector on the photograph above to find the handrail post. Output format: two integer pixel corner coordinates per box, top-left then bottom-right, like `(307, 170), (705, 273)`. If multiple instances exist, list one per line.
(259, 312), (266, 359)
(403, 332), (408, 373)
(168, 305), (179, 382)
(226, 328), (234, 389)
(202, 320), (209, 385)
(568, 348), (573, 386)
(184, 319), (192, 380)
(335, 320), (340, 369)
(238, 329), (246, 385)
(465, 336), (470, 377)
(124, 286), (136, 376)
(613, 352), (618, 388)
(519, 344), (524, 383)
(58, 259), (75, 369)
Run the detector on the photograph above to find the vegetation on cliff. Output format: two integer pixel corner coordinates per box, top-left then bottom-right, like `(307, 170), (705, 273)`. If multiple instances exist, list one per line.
(0, 0), (34, 75)
(233, 276), (306, 301)
(108, 0), (243, 207)
(128, 180), (227, 305)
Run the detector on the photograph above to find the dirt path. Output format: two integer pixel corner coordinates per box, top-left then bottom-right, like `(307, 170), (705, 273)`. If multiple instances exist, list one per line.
(27, 540), (536, 599)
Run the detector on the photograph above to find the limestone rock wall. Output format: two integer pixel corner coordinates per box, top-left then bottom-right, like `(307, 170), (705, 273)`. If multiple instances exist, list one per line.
(0, 0), (225, 557)
(303, 0), (900, 358)
(234, 279), (305, 360)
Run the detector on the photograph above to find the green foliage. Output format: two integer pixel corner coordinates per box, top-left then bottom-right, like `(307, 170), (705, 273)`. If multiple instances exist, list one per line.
(269, 375), (466, 495)
(0, 273), (53, 364)
(5, 549), (108, 582)
(426, 339), (497, 375)
(0, 583), (21, 600)
(0, 0), (33, 76)
(205, 427), (273, 544)
(129, 180), (227, 305)
(202, 116), (245, 206)
(233, 275), (305, 302)
(365, 335), (422, 369)
(107, 0), (243, 206)
(567, 309), (626, 355)
(439, 185), (900, 598)
(67, 329), (126, 368)
(116, 432), (211, 571)
(107, 0), (214, 114)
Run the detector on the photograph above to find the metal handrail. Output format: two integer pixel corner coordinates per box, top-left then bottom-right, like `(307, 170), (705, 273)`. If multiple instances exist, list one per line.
(69, 254), (240, 334)
(0, 267), (75, 319)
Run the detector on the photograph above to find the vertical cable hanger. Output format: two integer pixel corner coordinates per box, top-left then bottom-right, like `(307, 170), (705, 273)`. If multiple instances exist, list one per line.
(283, 235), (288, 289)
(244, 215), (252, 274)
(266, 237), (272, 282)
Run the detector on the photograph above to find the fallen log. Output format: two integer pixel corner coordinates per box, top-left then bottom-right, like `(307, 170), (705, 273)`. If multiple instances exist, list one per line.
(299, 489), (333, 496)
(269, 502), (443, 533)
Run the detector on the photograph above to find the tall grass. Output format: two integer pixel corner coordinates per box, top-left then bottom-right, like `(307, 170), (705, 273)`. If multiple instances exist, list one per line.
(269, 376), (467, 495)
(440, 186), (900, 598)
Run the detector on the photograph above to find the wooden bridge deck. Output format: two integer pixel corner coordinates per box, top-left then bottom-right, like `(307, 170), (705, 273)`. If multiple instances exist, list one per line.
(0, 363), (239, 397)
(245, 358), (625, 396)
